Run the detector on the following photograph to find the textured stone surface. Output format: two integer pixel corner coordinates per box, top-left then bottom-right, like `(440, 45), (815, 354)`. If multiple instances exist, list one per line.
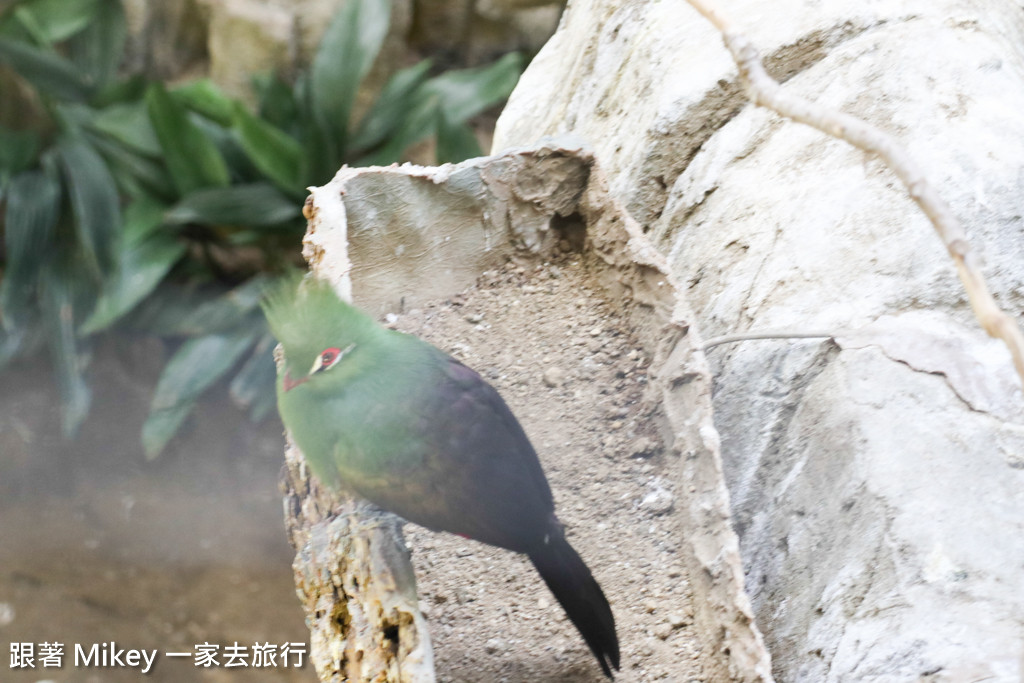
(122, 0), (555, 99)
(204, 0), (293, 99)
(410, 0), (563, 63)
(197, 0), (413, 103)
(495, 1), (1024, 681)
(123, 0), (210, 79)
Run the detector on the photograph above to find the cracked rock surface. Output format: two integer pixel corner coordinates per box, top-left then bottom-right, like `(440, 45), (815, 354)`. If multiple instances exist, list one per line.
(495, 1), (1024, 681)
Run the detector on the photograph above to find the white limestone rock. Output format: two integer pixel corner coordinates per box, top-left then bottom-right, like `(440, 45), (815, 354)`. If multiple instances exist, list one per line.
(494, 1), (1024, 681)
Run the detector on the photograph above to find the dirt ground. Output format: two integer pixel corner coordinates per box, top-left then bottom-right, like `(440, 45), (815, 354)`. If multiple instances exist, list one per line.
(0, 253), (708, 682)
(390, 253), (705, 682)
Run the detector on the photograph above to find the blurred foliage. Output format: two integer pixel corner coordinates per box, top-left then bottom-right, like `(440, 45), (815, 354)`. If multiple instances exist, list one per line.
(0, 0), (523, 457)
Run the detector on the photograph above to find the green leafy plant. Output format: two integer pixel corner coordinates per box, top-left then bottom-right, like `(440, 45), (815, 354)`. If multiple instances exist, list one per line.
(0, 0), (523, 457)
(0, 0), (130, 434)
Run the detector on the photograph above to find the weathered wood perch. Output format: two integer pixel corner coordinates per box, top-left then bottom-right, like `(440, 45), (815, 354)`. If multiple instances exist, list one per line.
(281, 427), (435, 682)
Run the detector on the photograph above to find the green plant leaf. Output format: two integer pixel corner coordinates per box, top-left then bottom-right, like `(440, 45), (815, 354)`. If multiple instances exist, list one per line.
(78, 230), (183, 334)
(142, 328), (256, 458)
(1, 169), (61, 269)
(0, 127), (40, 180)
(90, 72), (147, 107)
(40, 260), (92, 437)
(349, 58), (432, 153)
(122, 285), (219, 335)
(232, 101), (303, 194)
(52, 99), (94, 130)
(0, 327), (27, 371)
(6, 6), (46, 44)
(164, 182), (301, 227)
(423, 52), (523, 124)
(253, 72), (298, 133)
(295, 73), (335, 186)
(310, 0), (391, 157)
(56, 135), (120, 272)
(4, 0), (101, 43)
(0, 168), (61, 329)
(0, 36), (92, 100)
(120, 193), (168, 241)
(249, 389), (277, 422)
(79, 199), (185, 335)
(435, 109), (482, 164)
(87, 131), (175, 201)
(353, 92), (437, 166)
(146, 82), (230, 196)
(229, 331), (277, 420)
(68, 0), (125, 90)
(128, 276), (270, 337)
(172, 79), (235, 126)
(187, 111), (263, 183)
(351, 54), (520, 166)
(140, 402), (191, 460)
(87, 100), (161, 156)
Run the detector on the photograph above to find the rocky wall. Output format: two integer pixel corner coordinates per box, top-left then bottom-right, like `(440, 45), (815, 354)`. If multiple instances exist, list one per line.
(494, 1), (1024, 680)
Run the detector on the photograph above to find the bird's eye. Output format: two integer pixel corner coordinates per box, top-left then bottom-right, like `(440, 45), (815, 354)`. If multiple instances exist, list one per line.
(308, 343), (355, 376)
(317, 347), (341, 371)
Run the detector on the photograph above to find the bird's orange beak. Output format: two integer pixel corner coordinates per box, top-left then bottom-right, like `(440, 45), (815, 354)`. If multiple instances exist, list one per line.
(282, 370), (308, 392)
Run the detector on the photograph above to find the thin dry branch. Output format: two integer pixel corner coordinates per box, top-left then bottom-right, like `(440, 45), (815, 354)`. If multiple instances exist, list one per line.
(684, 0), (1024, 385)
(702, 330), (836, 351)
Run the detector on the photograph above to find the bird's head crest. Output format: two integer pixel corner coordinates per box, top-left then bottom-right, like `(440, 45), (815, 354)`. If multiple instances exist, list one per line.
(261, 275), (377, 387)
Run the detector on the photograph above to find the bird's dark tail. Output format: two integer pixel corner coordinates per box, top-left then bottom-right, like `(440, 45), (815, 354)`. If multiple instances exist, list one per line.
(529, 531), (619, 678)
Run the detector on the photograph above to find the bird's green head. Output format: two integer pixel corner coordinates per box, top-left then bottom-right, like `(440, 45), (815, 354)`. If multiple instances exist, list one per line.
(261, 275), (379, 393)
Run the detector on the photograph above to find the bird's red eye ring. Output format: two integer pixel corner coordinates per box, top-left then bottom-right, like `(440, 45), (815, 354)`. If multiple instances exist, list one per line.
(319, 347), (341, 369)
(309, 343), (355, 376)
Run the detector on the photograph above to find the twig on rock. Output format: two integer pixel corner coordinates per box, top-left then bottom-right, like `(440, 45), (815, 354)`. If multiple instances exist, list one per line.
(702, 331), (836, 351)
(683, 0), (1024, 386)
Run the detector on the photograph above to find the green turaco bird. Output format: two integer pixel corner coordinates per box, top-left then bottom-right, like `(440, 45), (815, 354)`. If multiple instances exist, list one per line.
(263, 276), (619, 678)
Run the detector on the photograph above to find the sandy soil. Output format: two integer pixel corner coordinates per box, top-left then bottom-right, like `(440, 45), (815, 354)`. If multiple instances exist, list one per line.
(391, 253), (705, 682)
